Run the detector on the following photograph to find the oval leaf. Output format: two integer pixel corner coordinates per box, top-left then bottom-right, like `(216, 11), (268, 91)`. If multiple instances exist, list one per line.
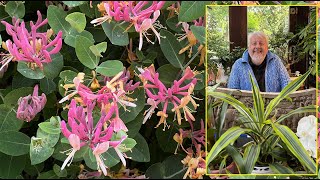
(62, 1), (87, 7)
(64, 29), (94, 48)
(160, 30), (185, 69)
(0, 131), (30, 156)
(30, 136), (54, 165)
(3, 87), (33, 106)
(75, 35), (99, 69)
(190, 25), (205, 44)
(96, 60), (123, 77)
(5, 1), (25, 19)
(0, 104), (23, 133)
(0, 153), (26, 179)
(40, 78), (57, 95)
(47, 5), (71, 38)
(178, 1), (210, 22)
(17, 62), (45, 80)
(65, 12), (86, 33)
(101, 21), (129, 46)
(126, 133), (150, 162)
(43, 52), (64, 79)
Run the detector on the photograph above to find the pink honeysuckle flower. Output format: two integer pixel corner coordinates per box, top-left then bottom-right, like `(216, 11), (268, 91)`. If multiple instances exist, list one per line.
(91, 1), (165, 50)
(16, 84), (47, 122)
(110, 105), (128, 132)
(138, 65), (198, 130)
(93, 142), (110, 176)
(104, 69), (140, 92)
(61, 134), (81, 170)
(109, 135), (128, 167)
(1, 10), (62, 71)
(143, 98), (160, 124)
(134, 10), (164, 51)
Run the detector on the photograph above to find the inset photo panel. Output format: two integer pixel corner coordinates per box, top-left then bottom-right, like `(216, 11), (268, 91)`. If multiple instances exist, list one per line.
(206, 5), (318, 176)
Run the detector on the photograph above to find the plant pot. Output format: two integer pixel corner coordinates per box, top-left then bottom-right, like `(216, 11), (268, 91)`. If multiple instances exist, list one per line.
(251, 165), (273, 174)
(209, 161), (238, 174)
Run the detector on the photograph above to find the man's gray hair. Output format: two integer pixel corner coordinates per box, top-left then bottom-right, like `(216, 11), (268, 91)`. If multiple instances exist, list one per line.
(248, 31), (269, 47)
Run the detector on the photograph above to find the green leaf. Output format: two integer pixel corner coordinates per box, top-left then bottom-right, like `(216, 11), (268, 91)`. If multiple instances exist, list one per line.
(225, 145), (246, 174)
(178, 1), (210, 22)
(12, 73), (37, 89)
(156, 124), (178, 153)
(29, 136), (54, 165)
(166, 16), (184, 33)
(79, 2), (95, 18)
(272, 123), (316, 173)
(206, 127), (251, 166)
(249, 73), (264, 129)
(36, 128), (60, 148)
(126, 112), (144, 138)
(145, 163), (164, 179)
(3, 87), (33, 106)
(264, 68), (311, 119)
(160, 30), (185, 69)
(64, 29), (94, 48)
(17, 62), (45, 80)
(119, 138), (136, 152)
(40, 78), (56, 95)
(0, 104), (23, 133)
(65, 12), (86, 33)
(0, 153), (26, 179)
(23, 158), (44, 176)
(190, 25), (205, 44)
(0, 131), (30, 156)
(119, 88), (145, 123)
(126, 133), (150, 162)
(276, 105), (317, 124)
(269, 163), (294, 174)
(47, 5), (71, 38)
(243, 144), (261, 173)
(0, 6), (11, 31)
(38, 116), (61, 134)
(43, 52), (64, 79)
(75, 35), (99, 69)
(101, 21), (129, 46)
(53, 164), (67, 177)
(145, 155), (186, 179)
(5, 1), (25, 19)
(89, 42), (107, 57)
(207, 91), (258, 131)
(157, 64), (180, 87)
(37, 170), (59, 179)
(62, 1), (87, 7)
(96, 60), (123, 77)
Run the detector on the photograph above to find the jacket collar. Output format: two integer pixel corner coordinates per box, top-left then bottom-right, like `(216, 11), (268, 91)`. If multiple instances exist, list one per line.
(240, 49), (273, 63)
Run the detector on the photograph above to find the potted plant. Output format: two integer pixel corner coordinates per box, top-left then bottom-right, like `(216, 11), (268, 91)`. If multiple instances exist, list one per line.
(206, 66), (317, 175)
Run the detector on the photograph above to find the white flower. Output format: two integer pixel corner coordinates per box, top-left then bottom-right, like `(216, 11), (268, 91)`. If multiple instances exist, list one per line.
(296, 115), (317, 158)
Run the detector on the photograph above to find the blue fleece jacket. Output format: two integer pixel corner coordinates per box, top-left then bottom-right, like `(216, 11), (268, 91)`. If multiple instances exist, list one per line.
(227, 50), (290, 92)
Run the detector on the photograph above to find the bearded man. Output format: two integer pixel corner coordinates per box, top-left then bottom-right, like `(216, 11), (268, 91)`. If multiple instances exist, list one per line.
(227, 31), (290, 92)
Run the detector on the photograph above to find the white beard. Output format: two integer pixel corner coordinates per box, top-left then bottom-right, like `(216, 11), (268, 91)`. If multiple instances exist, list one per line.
(251, 53), (266, 65)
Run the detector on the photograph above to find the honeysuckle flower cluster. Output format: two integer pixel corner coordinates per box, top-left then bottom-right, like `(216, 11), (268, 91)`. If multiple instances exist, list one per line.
(177, 17), (206, 66)
(16, 84), (47, 122)
(137, 64), (199, 131)
(91, 1), (166, 50)
(59, 68), (140, 175)
(110, 166), (146, 179)
(60, 99), (128, 176)
(173, 119), (205, 155)
(296, 115), (317, 158)
(181, 144), (206, 179)
(0, 10), (62, 72)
